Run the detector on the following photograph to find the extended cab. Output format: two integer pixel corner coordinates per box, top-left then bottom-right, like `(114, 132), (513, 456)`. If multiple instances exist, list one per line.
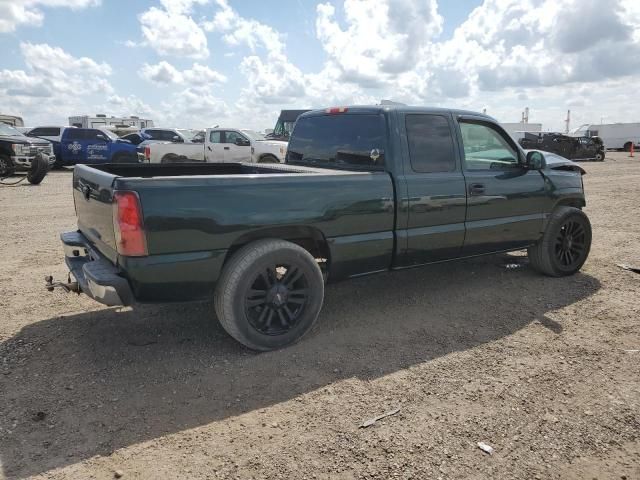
(55, 128), (138, 166)
(145, 128), (287, 164)
(52, 106), (591, 351)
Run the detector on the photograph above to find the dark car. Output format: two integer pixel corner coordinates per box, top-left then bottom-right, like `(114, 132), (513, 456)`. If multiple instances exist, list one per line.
(265, 109), (310, 141)
(519, 132), (605, 161)
(51, 106), (591, 351)
(0, 123), (55, 177)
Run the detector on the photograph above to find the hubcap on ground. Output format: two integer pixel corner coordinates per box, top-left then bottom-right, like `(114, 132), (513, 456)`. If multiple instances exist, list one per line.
(554, 219), (586, 267)
(245, 264), (308, 336)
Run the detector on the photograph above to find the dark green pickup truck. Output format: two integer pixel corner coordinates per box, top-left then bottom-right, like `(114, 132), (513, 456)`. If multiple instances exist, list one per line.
(52, 106), (591, 350)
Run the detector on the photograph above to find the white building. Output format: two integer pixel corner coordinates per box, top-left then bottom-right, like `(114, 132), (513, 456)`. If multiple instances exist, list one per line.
(68, 114), (154, 130)
(501, 122), (543, 141)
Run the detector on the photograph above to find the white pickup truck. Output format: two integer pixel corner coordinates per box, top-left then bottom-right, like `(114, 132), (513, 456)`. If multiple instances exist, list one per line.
(144, 128), (287, 164)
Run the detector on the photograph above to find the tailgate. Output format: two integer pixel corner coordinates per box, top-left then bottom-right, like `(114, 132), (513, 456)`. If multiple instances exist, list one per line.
(73, 164), (119, 262)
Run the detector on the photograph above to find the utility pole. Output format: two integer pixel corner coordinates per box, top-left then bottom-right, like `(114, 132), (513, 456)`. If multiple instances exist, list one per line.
(565, 110), (571, 134)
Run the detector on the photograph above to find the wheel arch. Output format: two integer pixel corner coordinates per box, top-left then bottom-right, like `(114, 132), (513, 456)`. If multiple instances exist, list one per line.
(553, 197), (586, 210)
(224, 226), (331, 276)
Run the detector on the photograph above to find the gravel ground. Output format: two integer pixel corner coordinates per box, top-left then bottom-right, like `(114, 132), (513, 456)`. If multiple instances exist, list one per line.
(0, 153), (639, 480)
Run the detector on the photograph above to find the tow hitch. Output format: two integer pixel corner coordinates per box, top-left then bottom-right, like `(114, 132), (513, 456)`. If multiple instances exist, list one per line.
(45, 274), (80, 294)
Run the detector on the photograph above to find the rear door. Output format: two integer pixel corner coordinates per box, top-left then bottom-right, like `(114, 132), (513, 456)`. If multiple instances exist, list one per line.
(84, 129), (110, 163)
(397, 112), (467, 266)
(222, 130), (251, 162)
(457, 118), (547, 255)
(60, 128), (86, 164)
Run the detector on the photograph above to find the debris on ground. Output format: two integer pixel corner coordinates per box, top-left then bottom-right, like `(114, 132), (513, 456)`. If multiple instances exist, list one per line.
(617, 263), (640, 274)
(114, 470), (124, 478)
(359, 407), (401, 428)
(477, 442), (494, 455)
(503, 263), (523, 270)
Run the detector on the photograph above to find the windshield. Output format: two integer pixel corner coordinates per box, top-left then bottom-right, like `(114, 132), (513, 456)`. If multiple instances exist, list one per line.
(0, 123), (22, 137)
(241, 129), (265, 141)
(99, 129), (119, 140)
(286, 113), (386, 171)
(177, 129), (198, 140)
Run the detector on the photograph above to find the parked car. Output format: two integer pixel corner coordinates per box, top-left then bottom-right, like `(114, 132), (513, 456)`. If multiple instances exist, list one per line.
(50, 105), (592, 351)
(144, 128), (287, 164)
(0, 123), (55, 177)
(519, 132), (605, 161)
(55, 127), (138, 166)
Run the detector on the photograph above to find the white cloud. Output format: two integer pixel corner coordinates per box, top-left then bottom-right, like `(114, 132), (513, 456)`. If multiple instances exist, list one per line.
(0, 0), (100, 33)
(139, 4), (209, 58)
(0, 43), (113, 125)
(140, 61), (227, 86)
(316, 0), (442, 85)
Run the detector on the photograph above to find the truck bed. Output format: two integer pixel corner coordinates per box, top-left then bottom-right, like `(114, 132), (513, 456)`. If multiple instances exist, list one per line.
(72, 162), (396, 301)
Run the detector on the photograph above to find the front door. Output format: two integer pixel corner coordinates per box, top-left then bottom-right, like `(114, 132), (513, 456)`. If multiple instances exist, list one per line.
(400, 113), (467, 266)
(458, 119), (547, 255)
(222, 131), (251, 162)
(205, 130), (225, 162)
(84, 129), (110, 163)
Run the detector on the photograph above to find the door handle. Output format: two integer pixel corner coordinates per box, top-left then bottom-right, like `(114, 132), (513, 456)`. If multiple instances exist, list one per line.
(207, 146), (212, 151)
(224, 146), (230, 150)
(469, 183), (485, 196)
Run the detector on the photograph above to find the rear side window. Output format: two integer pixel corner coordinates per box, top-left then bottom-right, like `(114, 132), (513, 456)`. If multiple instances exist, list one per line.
(65, 129), (83, 140)
(286, 113), (386, 170)
(29, 127), (60, 137)
(405, 114), (456, 173)
(144, 129), (161, 140)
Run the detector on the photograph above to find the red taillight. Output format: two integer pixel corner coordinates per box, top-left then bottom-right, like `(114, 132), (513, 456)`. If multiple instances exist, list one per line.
(325, 107), (348, 114)
(113, 191), (147, 257)
(144, 145), (150, 161)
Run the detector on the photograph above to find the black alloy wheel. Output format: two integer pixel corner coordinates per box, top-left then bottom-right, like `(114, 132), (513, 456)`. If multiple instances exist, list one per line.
(245, 264), (308, 336)
(554, 219), (587, 269)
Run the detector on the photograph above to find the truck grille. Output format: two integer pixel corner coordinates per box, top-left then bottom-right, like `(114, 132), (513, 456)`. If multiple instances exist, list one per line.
(30, 144), (52, 156)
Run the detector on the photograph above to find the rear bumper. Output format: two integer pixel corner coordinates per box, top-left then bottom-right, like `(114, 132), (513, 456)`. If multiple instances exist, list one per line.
(61, 231), (133, 306)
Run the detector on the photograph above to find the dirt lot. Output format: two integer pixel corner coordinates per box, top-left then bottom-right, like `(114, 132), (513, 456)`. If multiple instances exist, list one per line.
(1, 153), (639, 480)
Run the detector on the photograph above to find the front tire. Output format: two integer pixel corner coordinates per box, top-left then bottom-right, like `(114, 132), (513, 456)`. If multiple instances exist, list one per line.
(214, 239), (325, 351)
(528, 207), (592, 277)
(595, 151), (605, 161)
(0, 155), (14, 177)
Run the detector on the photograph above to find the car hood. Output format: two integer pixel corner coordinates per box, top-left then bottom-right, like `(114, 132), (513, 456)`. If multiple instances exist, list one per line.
(525, 149), (587, 175)
(0, 134), (49, 145)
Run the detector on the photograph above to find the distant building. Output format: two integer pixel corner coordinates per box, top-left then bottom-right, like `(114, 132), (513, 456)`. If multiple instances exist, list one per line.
(501, 122), (543, 141)
(0, 114), (25, 127)
(68, 114), (154, 130)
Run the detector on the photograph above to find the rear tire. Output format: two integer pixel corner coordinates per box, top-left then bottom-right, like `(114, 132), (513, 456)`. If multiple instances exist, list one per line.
(214, 239), (325, 351)
(113, 152), (137, 163)
(258, 154), (279, 164)
(528, 207), (592, 277)
(623, 142), (632, 152)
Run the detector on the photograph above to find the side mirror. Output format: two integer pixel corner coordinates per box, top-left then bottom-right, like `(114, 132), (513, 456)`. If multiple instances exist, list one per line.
(525, 151), (545, 170)
(235, 137), (249, 147)
(172, 135), (183, 143)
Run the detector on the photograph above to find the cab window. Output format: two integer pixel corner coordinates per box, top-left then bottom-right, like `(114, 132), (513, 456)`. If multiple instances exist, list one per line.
(209, 131), (221, 143)
(406, 114), (456, 173)
(224, 131), (248, 145)
(459, 122), (519, 170)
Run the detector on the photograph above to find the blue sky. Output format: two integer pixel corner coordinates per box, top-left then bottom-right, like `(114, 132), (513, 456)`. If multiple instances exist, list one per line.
(1, 0), (639, 130)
